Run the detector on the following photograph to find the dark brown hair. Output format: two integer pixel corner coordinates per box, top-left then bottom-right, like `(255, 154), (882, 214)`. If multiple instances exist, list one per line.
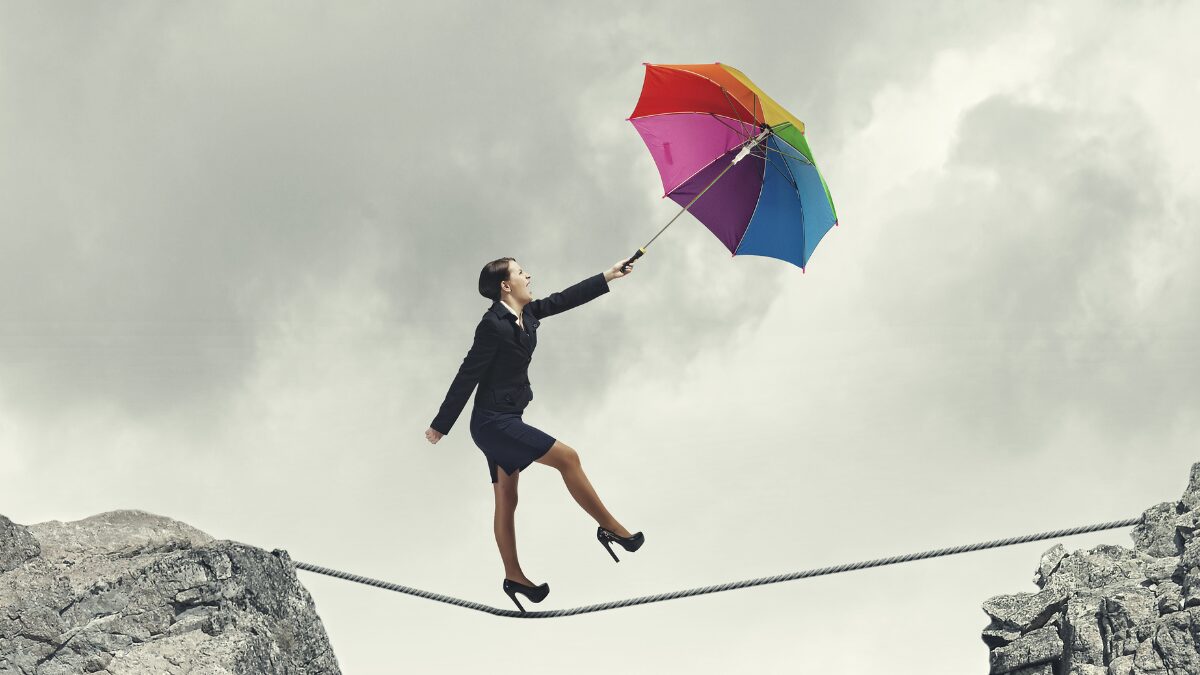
(478, 257), (516, 301)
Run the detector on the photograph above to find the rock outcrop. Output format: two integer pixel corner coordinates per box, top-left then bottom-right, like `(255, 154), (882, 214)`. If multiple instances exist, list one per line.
(982, 461), (1200, 675)
(0, 510), (340, 674)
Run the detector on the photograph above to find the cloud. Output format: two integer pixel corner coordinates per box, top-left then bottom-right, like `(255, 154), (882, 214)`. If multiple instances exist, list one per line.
(0, 1), (873, 426)
(851, 27), (1197, 452)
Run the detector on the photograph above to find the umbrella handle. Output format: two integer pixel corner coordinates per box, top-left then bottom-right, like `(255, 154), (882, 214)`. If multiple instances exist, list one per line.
(622, 248), (645, 269)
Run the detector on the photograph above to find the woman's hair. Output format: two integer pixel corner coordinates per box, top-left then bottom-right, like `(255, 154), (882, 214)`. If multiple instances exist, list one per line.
(478, 257), (516, 301)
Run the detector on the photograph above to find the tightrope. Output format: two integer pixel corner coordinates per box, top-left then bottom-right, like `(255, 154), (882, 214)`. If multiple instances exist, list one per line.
(292, 516), (1143, 618)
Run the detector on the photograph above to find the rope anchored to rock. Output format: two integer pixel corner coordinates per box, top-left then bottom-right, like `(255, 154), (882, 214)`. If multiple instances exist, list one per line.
(292, 516), (1143, 618)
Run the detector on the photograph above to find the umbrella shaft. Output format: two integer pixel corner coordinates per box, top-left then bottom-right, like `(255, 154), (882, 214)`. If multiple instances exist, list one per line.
(643, 129), (770, 250)
(644, 161), (736, 248)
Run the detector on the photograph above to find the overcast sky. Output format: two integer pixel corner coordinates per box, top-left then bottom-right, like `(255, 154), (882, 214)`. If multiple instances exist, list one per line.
(3, 2), (1199, 673)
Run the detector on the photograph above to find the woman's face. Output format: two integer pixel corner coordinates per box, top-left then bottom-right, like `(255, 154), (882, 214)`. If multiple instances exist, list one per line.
(503, 261), (533, 303)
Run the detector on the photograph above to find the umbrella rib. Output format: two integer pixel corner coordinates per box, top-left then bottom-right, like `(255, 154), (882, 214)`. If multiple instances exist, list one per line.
(760, 136), (800, 194)
(645, 154), (745, 249)
(660, 119), (778, 199)
(771, 135), (805, 199)
(743, 145), (813, 168)
(718, 86), (755, 142)
(763, 131), (801, 193)
(646, 128), (770, 253)
(745, 136), (808, 260)
(731, 148), (768, 256)
(764, 144), (813, 165)
(766, 134), (809, 261)
(742, 127), (809, 163)
(631, 111), (755, 126)
(707, 113), (755, 146)
(762, 122), (815, 165)
(754, 138), (813, 165)
(656, 65), (759, 131)
(763, 159), (799, 196)
(661, 132), (761, 200)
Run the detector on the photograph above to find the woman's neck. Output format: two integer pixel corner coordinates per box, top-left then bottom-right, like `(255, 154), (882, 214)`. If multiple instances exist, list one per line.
(500, 295), (527, 315)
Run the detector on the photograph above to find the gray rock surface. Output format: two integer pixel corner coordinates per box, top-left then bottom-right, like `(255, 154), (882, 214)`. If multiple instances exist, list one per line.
(982, 462), (1200, 674)
(0, 510), (340, 674)
(0, 517), (39, 574)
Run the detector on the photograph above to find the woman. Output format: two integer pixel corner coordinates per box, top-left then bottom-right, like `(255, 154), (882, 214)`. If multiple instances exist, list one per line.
(425, 257), (645, 612)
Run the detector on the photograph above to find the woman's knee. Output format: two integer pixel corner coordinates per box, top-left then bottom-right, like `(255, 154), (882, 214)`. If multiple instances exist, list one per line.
(496, 491), (518, 509)
(540, 440), (581, 470)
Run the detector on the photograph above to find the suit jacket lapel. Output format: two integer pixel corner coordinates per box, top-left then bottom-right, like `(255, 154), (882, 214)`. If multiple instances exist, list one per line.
(491, 301), (533, 354)
(515, 307), (533, 352)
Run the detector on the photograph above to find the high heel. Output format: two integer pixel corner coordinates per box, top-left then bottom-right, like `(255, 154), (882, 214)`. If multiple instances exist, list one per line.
(597, 526), (645, 563)
(502, 578), (549, 613)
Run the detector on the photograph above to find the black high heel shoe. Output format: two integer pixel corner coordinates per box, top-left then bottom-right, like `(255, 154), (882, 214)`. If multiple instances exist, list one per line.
(502, 578), (549, 613)
(597, 526), (645, 563)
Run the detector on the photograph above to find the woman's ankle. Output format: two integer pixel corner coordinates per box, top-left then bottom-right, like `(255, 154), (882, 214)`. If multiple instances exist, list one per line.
(602, 522), (632, 538)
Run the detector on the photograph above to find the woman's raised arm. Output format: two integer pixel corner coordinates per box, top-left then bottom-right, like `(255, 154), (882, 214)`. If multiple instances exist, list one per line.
(527, 261), (634, 320)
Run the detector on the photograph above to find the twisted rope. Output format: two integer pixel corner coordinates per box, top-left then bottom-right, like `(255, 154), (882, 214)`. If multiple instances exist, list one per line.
(292, 516), (1143, 619)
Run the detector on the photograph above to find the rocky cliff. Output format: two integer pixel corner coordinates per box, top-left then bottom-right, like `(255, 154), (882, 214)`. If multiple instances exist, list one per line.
(0, 510), (340, 674)
(982, 461), (1200, 675)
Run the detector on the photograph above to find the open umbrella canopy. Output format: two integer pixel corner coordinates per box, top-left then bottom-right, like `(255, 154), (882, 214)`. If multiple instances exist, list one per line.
(629, 63), (838, 271)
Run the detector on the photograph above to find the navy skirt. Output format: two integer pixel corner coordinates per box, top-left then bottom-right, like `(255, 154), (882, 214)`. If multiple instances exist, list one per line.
(469, 406), (557, 483)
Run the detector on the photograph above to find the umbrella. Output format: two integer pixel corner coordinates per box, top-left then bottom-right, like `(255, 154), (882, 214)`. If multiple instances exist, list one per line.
(623, 62), (838, 272)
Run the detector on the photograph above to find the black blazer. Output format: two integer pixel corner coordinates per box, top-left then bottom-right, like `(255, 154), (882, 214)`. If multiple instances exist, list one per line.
(430, 272), (610, 435)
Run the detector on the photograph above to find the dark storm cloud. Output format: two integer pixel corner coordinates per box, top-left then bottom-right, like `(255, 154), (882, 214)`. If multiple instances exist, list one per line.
(0, 1), (1024, 423)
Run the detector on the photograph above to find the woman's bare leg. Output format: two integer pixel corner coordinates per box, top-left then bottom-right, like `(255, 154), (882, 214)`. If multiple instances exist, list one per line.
(535, 440), (632, 538)
(493, 466), (535, 585)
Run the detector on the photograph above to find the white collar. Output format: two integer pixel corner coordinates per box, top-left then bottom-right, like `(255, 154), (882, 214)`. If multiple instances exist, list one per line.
(499, 300), (520, 317)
